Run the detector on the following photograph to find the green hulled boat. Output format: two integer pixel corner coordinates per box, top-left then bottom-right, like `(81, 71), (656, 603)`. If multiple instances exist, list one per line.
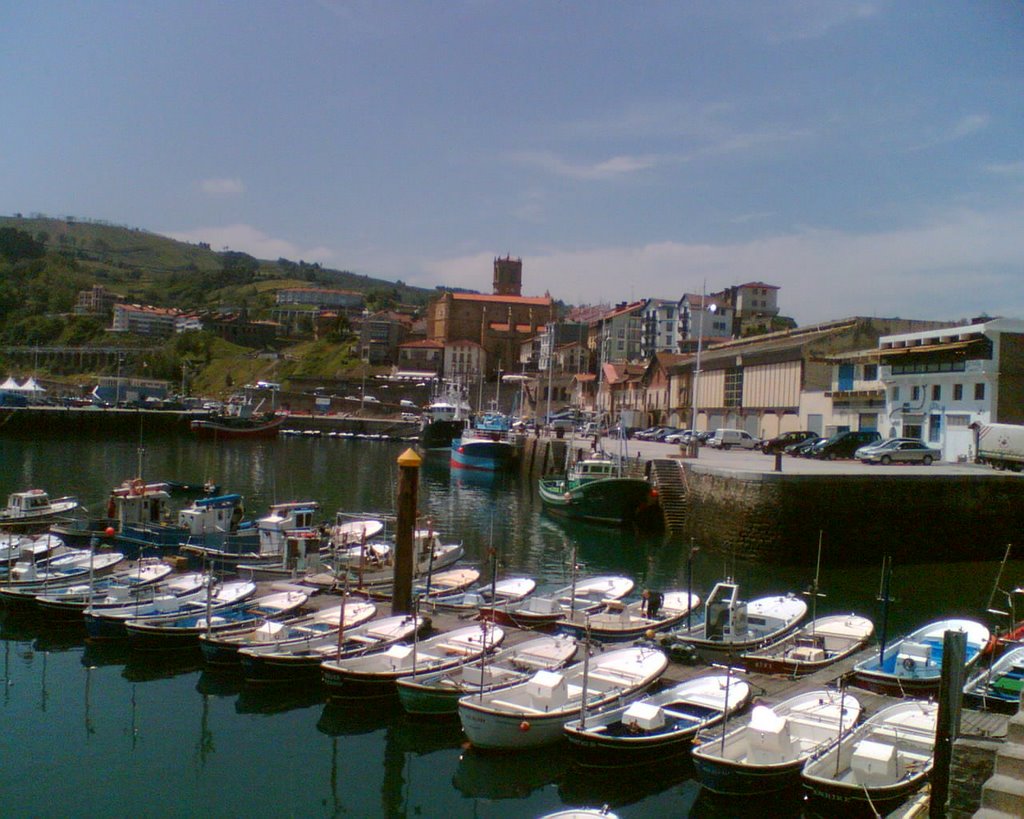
(537, 457), (659, 527)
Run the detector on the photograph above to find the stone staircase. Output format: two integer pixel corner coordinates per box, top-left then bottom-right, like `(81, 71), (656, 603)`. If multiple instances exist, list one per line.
(647, 458), (688, 532)
(975, 694), (1024, 817)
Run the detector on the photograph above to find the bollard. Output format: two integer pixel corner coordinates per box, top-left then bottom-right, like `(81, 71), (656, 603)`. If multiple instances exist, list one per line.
(774, 451), (783, 472)
(392, 447), (422, 615)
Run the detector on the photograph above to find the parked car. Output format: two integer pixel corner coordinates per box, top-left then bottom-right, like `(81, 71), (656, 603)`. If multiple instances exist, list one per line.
(760, 430), (816, 455)
(651, 427), (683, 442)
(400, 399), (417, 408)
(857, 438), (942, 465)
(663, 429), (690, 444)
(632, 426), (664, 441)
(809, 429), (881, 460)
(706, 428), (761, 450)
(786, 436), (825, 456)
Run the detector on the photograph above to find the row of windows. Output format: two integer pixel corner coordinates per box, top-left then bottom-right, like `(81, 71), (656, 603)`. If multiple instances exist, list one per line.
(892, 383), (985, 402)
(891, 361), (967, 375)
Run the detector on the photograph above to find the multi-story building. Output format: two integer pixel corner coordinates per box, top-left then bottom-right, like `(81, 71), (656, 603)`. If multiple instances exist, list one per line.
(74, 285), (122, 316)
(666, 317), (949, 439)
(590, 301), (645, 365)
(641, 299), (680, 359)
(397, 339), (445, 377)
(359, 310), (410, 365)
(111, 304), (181, 337)
(444, 339), (485, 384)
(677, 294), (734, 346)
(876, 318), (1024, 461)
(275, 288), (365, 310)
(538, 322), (588, 371)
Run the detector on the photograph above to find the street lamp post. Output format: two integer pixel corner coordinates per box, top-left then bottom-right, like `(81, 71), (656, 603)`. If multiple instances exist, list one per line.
(688, 295), (717, 458)
(115, 353), (125, 406)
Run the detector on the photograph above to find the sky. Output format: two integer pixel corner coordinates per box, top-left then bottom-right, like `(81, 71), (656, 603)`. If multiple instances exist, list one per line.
(2, 1), (1022, 325)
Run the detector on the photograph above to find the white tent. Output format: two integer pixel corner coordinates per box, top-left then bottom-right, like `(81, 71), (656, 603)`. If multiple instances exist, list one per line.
(19, 377), (45, 393)
(0, 377), (20, 391)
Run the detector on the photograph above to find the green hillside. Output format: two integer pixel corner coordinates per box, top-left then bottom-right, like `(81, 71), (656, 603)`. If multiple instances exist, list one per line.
(0, 214), (434, 309)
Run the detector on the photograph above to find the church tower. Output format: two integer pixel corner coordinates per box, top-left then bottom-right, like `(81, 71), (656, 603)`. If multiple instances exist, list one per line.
(492, 255), (522, 296)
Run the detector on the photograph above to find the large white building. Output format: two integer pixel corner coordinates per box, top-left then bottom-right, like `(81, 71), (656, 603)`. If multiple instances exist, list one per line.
(877, 318), (1024, 462)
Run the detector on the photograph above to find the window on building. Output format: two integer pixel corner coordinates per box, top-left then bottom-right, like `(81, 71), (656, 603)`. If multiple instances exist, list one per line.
(912, 386), (921, 401)
(928, 414), (942, 443)
(953, 383), (963, 401)
(723, 367), (743, 408)
(932, 385), (941, 401)
(974, 383), (985, 400)
(863, 364), (878, 381)
(892, 386), (900, 402)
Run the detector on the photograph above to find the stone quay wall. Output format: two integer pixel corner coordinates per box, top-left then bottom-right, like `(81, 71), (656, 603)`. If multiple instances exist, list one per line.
(677, 466), (1024, 565)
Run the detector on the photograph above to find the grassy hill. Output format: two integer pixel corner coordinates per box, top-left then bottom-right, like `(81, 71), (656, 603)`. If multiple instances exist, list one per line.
(0, 214), (434, 309)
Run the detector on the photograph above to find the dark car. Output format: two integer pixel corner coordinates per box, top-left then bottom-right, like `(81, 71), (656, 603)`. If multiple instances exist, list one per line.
(761, 430), (816, 455)
(810, 430), (882, 460)
(785, 436), (824, 456)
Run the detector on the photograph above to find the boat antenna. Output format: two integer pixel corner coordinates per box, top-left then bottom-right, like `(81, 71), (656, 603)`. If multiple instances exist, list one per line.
(687, 539), (699, 631)
(985, 543), (1013, 618)
(579, 613), (592, 730)
(488, 515), (498, 605)
(568, 542), (578, 618)
(336, 567), (349, 655)
(803, 532), (826, 637)
(876, 555), (894, 665)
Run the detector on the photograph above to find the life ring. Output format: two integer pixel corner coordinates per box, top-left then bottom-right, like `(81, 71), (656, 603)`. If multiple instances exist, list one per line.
(130, 478), (145, 495)
(902, 657), (916, 671)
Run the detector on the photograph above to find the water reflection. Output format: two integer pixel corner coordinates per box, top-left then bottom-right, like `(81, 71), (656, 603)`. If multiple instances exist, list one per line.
(121, 648), (204, 682)
(453, 745), (571, 800)
(559, 755), (699, 811)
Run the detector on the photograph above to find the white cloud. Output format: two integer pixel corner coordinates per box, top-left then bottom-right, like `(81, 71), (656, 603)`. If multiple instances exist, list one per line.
(985, 161), (1024, 176)
(199, 177), (246, 196)
(166, 223), (335, 264)
(756, 0), (881, 43)
(509, 151), (661, 180)
(415, 207), (1024, 324)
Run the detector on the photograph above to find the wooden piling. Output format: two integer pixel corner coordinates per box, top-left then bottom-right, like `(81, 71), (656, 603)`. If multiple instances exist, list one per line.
(931, 628), (967, 817)
(392, 447), (422, 615)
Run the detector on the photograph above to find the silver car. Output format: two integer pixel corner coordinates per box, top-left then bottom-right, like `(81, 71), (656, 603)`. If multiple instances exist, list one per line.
(857, 438), (941, 465)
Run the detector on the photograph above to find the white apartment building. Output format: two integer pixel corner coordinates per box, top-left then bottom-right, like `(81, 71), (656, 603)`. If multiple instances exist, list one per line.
(112, 304), (181, 337)
(877, 318), (1024, 462)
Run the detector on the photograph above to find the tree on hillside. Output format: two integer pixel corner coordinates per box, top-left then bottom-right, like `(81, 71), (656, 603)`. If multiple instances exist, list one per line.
(0, 228), (45, 262)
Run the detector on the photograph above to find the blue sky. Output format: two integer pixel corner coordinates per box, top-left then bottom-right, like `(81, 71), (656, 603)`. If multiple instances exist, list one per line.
(2, 1), (1022, 324)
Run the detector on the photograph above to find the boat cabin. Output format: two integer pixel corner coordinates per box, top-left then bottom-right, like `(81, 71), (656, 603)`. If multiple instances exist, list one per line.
(256, 501), (321, 557)
(703, 581), (747, 641)
(4, 489), (56, 518)
(572, 458), (617, 481)
(177, 493), (246, 536)
(109, 481), (172, 527)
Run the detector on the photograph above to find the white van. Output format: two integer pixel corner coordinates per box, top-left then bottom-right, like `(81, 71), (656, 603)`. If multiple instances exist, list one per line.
(707, 428), (760, 450)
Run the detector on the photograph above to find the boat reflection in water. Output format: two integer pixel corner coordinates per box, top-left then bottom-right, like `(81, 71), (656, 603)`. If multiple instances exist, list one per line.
(558, 755), (700, 814)
(453, 744), (571, 800)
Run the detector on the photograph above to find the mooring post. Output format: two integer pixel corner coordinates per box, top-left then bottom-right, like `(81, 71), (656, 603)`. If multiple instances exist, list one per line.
(930, 628), (966, 818)
(774, 451), (783, 472)
(392, 447), (422, 615)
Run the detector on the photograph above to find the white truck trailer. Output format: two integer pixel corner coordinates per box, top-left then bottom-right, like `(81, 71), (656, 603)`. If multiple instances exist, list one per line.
(975, 422), (1024, 472)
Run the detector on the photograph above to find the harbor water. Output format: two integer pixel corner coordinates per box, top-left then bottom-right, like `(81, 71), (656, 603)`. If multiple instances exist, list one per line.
(0, 431), (1016, 817)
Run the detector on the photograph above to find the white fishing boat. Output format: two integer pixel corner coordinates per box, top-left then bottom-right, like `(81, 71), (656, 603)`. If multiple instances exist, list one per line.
(479, 575), (634, 629)
(124, 588), (306, 649)
(563, 673), (752, 766)
(396, 634), (578, 716)
(557, 590), (701, 642)
(851, 618), (989, 696)
(0, 550), (125, 604)
(691, 688), (862, 795)
(309, 530), (464, 590)
(802, 700), (938, 815)
(198, 599), (377, 666)
(741, 614), (874, 676)
(0, 488), (78, 530)
(425, 576), (536, 614)
(321, 623), (504, 697)
(34, 559), (174, 618)
(84, 577), (252, 641)
(660, 580), (807, 656)
(458, 645), (668, 750)
(239, 612), (426, 684)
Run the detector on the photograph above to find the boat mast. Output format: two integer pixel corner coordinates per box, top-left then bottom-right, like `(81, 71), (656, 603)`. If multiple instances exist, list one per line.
(803, 532), (826, 637)
(578, 614), (591, 730)
(567, 542), (578, 619)
(876, 555), (894, 665)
